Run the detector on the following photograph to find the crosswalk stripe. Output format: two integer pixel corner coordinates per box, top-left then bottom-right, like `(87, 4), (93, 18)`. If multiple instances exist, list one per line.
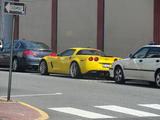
(48, 107), (116, 119)
(139, 104), (160, 110)
(95, 105), (160, 117)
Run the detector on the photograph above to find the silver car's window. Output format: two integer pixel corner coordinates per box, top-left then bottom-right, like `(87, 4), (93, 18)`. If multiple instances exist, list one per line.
(132, 47), (150, 58)
(146, 47), (160, 58)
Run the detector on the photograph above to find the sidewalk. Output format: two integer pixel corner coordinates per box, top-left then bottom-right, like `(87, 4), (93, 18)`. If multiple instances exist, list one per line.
(0, 98), (49, 120)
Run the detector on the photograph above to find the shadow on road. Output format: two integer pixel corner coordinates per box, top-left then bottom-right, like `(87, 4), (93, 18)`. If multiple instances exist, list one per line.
(0, 68), (39, 73)
(0, 68), (158, 89)
(102, 79), (159, 89)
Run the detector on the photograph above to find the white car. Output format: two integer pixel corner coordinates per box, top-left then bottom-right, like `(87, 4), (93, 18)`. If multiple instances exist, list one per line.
(110, 45), (160, 88)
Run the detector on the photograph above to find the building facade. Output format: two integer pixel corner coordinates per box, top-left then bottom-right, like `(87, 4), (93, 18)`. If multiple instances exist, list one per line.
(2, 0), (160, 58)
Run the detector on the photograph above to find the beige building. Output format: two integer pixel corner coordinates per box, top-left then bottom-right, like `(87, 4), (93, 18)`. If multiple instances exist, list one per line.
(8, 0), (160, 57)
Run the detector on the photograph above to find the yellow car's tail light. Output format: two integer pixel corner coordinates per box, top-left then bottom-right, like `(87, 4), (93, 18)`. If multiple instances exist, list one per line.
(88, 57), (99, 61)
(94, 57), (99, 61)
(114, 58), (118, 62)
(88, 57), (94, 61)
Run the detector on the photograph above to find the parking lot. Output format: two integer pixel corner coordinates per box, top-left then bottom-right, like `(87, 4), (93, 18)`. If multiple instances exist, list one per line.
(0, 69), (160, 120)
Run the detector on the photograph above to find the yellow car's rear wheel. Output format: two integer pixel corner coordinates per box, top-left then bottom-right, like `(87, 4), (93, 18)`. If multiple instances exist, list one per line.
(70, 62), (81, 78)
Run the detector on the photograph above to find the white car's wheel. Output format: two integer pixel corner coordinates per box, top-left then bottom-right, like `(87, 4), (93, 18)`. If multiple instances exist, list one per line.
(70, 62), (81, 78)
(114, 66), (125, 84)
(155, 71), (160, 88)
(39, 60), (49, 75)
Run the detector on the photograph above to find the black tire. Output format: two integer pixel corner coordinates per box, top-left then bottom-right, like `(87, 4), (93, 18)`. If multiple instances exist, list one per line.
(114, 66), (125, 84)
(105, 72), (111, 80)
(70, 62), (81, 78)
(155, 71), (160, 88)
(12, 58), (21, 72)
(39, 60), (49, 75)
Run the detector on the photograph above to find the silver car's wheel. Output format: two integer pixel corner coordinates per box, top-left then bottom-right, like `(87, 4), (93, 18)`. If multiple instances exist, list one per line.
(114, 67), (125, 84)
(70, 62), (81, 78)
(39, 60), (49, 75)
(155, 72), (160, 88)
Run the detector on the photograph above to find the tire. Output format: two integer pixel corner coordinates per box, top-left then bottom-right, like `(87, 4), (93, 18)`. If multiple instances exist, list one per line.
(13, 58), (20, 72)
(105, 72), (111, 80)
(114, 66), (125, 84)
(155, 71), (160, 88)
(70, 62), (81, 78)
(39, 60), (49, 75)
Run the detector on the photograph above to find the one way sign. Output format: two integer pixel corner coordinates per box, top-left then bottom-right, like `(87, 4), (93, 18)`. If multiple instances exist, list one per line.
(4, 2), (26, 15)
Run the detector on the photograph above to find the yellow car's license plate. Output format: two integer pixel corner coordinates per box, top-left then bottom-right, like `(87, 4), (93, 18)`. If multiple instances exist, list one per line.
(102, 64), (110, 68)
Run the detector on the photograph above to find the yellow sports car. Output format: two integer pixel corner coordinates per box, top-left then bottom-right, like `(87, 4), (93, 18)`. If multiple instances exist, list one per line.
(39, 48), (121, 78)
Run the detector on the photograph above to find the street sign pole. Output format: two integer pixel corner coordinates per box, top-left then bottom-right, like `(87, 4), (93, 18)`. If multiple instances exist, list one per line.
(7, 15), (15, 101)
(1, 0), (5, 42)
(2, 1), (26, 101)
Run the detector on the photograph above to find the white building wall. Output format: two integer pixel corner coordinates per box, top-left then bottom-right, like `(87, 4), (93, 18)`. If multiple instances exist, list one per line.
(57, 0), (97, 52)
(104, 0), (154, 58)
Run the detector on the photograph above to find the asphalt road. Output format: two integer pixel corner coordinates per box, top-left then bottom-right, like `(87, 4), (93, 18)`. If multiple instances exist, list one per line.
(0, 69), (160, 120)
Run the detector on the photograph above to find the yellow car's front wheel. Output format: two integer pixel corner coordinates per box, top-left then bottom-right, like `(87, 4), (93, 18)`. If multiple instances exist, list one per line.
(39, 60), (49, 75)
(70, 62), (81, 78)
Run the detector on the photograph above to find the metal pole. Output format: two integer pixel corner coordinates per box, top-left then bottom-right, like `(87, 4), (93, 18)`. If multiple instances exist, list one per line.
(1, 0), (5, 41)
(7, 15), (15, 101)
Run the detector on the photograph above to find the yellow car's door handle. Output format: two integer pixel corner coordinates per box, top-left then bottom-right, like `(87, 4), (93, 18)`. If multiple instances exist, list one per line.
(80, 59), (85, 61)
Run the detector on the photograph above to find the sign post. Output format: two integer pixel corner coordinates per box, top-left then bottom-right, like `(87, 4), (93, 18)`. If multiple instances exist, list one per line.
(3, 1), (26, 101)
(7, 16), (15, 101)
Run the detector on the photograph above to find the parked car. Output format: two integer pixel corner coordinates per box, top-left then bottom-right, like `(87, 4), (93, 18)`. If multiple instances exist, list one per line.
(0, 40), (52, 71)
(110, 45), (160, 88)
(39, 47), (121, 78)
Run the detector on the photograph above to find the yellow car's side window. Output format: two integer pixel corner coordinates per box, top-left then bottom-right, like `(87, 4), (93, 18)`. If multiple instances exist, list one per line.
(59, 49), (76, 56)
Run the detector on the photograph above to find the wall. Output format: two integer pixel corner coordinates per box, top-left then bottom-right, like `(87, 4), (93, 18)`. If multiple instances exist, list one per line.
(19, 0), (51, 47)
(104, 0), (154, 58)
(57, 0), (97, 52)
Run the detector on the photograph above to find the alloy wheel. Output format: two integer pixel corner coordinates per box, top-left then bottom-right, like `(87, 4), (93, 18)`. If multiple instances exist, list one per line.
(70, 62), (80, 78)
(13, 59), (18, 71)
(114, 67), (125, 84)
(155, 72), (160, 88)
(40, 61), (48, 75)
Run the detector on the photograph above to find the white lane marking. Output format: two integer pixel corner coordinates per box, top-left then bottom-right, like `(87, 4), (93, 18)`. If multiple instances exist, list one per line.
(95, 105), (160, 117)
(49, 107), (116, 119)
(0, 93), (63, 98)
(139, 104), (160, 110)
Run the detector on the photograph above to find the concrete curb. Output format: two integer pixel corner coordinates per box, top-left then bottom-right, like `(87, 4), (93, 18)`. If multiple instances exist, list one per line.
(19, 101), (49, 120)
